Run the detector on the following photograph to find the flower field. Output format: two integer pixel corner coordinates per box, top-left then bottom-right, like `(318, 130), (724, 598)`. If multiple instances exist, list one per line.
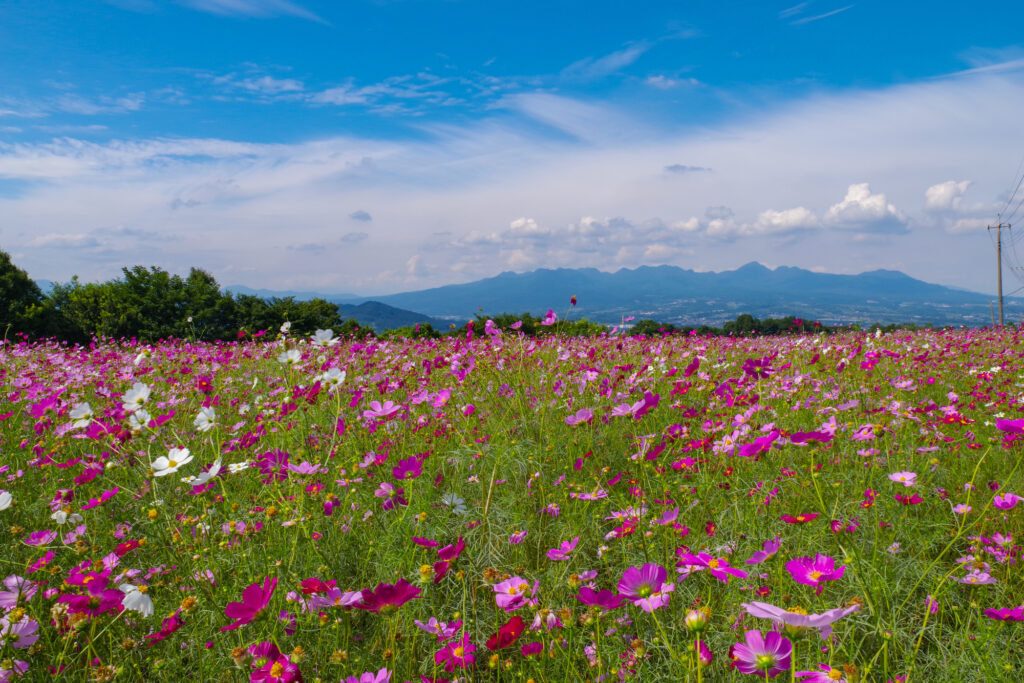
(1, 324), (1023, 682)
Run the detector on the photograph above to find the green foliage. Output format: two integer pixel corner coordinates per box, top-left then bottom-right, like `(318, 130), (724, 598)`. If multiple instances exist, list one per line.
(0, 247), (45, 338)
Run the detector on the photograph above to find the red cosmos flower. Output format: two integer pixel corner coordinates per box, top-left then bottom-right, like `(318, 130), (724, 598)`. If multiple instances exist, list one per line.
(356, 579), (422, 615)
(486, 615), (526, 650)
(221, 576), (277, 631)
(781, 513), (820, 524)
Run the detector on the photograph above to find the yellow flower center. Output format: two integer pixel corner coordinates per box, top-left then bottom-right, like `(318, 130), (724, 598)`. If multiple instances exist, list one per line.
(828, 670), (844, 681)
(168, 460), (178, 468)
(809, 570), (823, 580)
(452, 646), (465, 658)
(708, 559), (720, 569)
(269, 662), (285, 677)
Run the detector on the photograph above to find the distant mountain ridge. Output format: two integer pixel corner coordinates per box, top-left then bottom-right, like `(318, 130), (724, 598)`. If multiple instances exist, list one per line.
(343, 262), (1021, 327)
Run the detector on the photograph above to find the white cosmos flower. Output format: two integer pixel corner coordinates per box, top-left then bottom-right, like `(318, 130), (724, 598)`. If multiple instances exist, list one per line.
(280, 321), (292, 334)
(182, 458), (222, 486)
(120, 584), (154, 617)
(277, 349), (302, 365)
(227, 461), (251, 474)
(69, 402), (93, 429)
(311, 329), (338, 347)
(133, 349), (152, 366)
(152, 448), (193, 477)
(51, 510), (83, 525)
(193, 406), (216, 432)
(0, 491), (11, 511)
(128, 409), (152, 433)
(316, 367), (347, 391)
(122, 382), (151, 413)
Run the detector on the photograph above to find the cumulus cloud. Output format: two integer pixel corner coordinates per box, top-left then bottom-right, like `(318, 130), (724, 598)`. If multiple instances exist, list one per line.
(925, 180), (971, 211)
(825, 183), (908, 233)
(349, 210), (372, 222)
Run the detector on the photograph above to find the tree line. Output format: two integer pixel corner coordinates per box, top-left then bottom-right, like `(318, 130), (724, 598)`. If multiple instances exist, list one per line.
(1, 249), (927, 344)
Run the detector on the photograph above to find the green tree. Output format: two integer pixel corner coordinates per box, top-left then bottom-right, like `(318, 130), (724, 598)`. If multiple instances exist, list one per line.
(0, 248), (45, 338)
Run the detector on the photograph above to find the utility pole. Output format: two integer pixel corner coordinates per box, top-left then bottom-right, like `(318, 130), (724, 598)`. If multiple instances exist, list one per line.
(989, 220), (1011, 327)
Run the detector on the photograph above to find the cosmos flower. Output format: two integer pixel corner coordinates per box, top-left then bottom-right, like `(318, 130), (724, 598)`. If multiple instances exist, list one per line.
(796, 664), (850, 682)
(742, 601), (860, 639)
(993, 493), (1020, 510)
(786, 555), (845, 595)
(434, 632), (476, 673)
(152, 448), (194, 477)
(0, 491), (10, 511)
(486, 615), (526, 650)
(676, 552), (749, 583)
(342, 669), (391, 683)
(120, 583), (154, 617)
(545, 537), (579, 561)
(222, 576), (277, 631)
(575, 587), (625, 611)
(984, 606), (1024, 621)
(121, 381), (151, 413)
(193, 406), (216, 432)
(493, 577), (533, 611)
(0, 615), (39, 649)
(730, 630), (792, 678)
(356, 579), (421, 615)
(888, 471), (918, 487)
(618, 564), (674, 612)
(780, 513), (820, 524)
(746, 537), (782, 565)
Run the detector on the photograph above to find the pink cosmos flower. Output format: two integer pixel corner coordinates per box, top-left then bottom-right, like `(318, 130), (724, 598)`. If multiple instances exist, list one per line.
(730, 630), (792, 678)
(618, 564), (674, 612)
(540, 310), (557, 326)
(0, 576), (35, 609)
(746, 537), (782, 565)
(437, 537), (465, 561)
(509, 530), (528, 544)
(413, 617), (462, 641)
(343, 668), (391, 683)
(545, 537), (579, 561)
(676, 552), (749, 583)
(888, 471), (918, 487)
(0, 616), (39, 649)
(374, 482), (408, 511)
(565, 408), (594, 426)
(22, 530), (56, 546)
(251, 655), (303, 682)
(742, 601), (860, 639)
(994, 493), (1020, 510)
(363, 400), (401, 420)
(222, 576), (277, 631)
(786, 555), (845, 595)
(493, 577), (533, 611)
(434, 632), (476, 673)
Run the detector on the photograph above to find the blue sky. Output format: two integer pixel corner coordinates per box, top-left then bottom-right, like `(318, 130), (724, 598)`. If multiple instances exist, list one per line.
(3, 0), (1024, 296)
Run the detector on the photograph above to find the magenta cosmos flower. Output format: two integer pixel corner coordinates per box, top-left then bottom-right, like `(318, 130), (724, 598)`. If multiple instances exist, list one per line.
(545, 537), (579, 561)
(434, 632), (476, 673)
(797, 664), (850, 682)
(618, 564), (674, 612)
(747, 537), (782, 565)
(356, 579), (421, 615)
(994, 493), (1020, 510)
(222, 576), (277, 631)
(984, 606), (1024, 621)
(786, 555), (845, 595)
(575, 586), (625, 611)
(742, 601), (860, 639)
(731, 630), (792, 678)
(676, 552), (749, 583)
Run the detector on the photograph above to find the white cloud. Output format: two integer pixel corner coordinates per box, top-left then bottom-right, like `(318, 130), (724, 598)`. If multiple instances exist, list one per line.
(28, 233), (100, 248)
(645, 75), (700, 90)
(925, 180), (971, 211)
(178, 0), (324, 22)
(562, 43), (651, 80)
(825, 183), (908, 233)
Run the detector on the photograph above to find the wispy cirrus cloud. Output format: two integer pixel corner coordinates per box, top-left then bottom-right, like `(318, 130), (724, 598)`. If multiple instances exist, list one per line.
(178, 0), (325, 22)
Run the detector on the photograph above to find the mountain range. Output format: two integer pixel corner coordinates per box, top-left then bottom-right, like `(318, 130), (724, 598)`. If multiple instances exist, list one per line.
(231, 262), (1021, 328)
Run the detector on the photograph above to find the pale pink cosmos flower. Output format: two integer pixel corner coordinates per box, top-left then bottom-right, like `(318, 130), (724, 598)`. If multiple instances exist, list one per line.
(888, 471), (917, 487)
(493, 577), (533, 611)
(742, 601), (860, 639)
(545, 537), (579, 561)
